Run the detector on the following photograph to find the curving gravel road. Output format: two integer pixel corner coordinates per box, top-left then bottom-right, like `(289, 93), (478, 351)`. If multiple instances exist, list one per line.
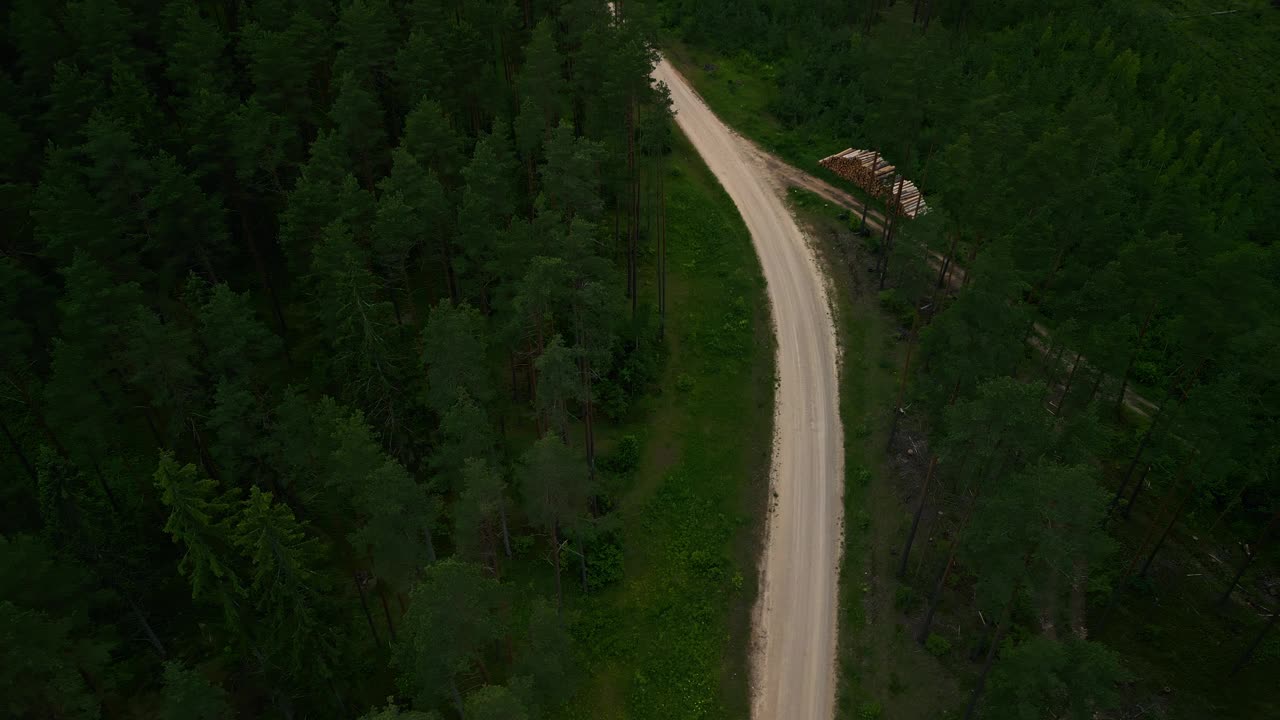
(651, 58), (845, 720)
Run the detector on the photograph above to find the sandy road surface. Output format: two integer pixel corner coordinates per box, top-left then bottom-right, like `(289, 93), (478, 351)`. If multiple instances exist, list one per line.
(651, 59), (844, 720)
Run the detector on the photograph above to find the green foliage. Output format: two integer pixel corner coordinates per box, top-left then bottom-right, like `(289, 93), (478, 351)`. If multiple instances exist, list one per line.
(232, 487), (338, 685)
(155, 453), (242, 619)
(159, 662), (231, 720)
(350, 459), (439, 590)
(395, 560), (507, 709)
(924, 633), (952, 657)
(357, 700), (440, 720)
(0, 601), (103, 720)
(0, 535), (111, 720)
(600, 434), (642, 475)
(876, 289), (914, 329)
(585, 535), (625, 591)
(465, 684), (529, 720)
(857, 700), (883, 719)
(983, 638), (1125, 720)
(423, 301), (492, 413)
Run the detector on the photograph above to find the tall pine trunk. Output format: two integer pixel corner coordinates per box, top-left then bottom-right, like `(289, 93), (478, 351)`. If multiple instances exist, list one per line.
(1218, 512), (1277, 607)
(353, 572), (381, 646)
(1139, 467), (1195, 578)
(963, 600), (1013, 720)
(499, 500), (513, 558)
(1054, 352), (1082, 416)
(378, 587), (398, 643)
(1116, 307), (1155, 414)
(918, 483), (983, 643)
(899, 456), (937, 577)
(1230, 610), (1277, 676)
(552, 521), (564, 614)
(0, 417), (36, 485)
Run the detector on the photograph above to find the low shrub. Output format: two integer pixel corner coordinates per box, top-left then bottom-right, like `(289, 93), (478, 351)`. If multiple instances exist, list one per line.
(925, 633), (953, 657)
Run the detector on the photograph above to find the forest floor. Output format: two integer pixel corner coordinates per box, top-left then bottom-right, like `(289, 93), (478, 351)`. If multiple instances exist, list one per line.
(561, 126), (775, 719)
(653, 55), (845, 720)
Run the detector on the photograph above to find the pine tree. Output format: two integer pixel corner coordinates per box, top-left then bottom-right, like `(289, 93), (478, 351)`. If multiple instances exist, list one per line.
(154, 453), (242, 625)
(0, 534), (115, 718)
(466, 684), (530, 720)
(518, 19), (566, 129)
(231, 486), (337, 689)
(520, 436), (590, 611)
(513, 598), (574, 712)
(454, 458), (512, 573)
(394, 559), (507, 715)
(159, 661), (232, 720)
(429, 390), (498, 493)
(331, 70), (389, 189)
(982, 637), (1124, 720)
(334, 0), (399, 85)
(423, 301), (493, 414)
(535, 335), (580, 439)
(349, 459), (440, 597)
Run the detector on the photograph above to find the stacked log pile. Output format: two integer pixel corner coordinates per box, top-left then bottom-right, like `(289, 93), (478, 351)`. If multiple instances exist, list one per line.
(819, 148), (929, 219)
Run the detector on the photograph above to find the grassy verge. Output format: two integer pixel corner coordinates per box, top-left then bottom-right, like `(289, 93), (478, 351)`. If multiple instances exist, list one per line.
(787, 188), (963, 718)
(659, 41), (892, 216)
(562, 130), (775, 719)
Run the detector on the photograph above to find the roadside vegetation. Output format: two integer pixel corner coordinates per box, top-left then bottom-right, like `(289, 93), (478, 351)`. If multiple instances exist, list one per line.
(653, 0), (1280, 717)
(565, 132), (774, 720)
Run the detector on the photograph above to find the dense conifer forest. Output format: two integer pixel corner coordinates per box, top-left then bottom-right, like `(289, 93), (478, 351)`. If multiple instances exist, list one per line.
(5, 0), (1279, 718)
(0, 2), (684, 717)
(655, 0), (1279, 717)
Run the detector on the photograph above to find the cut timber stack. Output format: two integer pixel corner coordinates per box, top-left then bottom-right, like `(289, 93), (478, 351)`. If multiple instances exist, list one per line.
(819, 148), (929, 219)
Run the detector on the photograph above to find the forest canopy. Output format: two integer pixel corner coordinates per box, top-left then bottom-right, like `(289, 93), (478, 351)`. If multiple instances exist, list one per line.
(1, 1), (674, 718)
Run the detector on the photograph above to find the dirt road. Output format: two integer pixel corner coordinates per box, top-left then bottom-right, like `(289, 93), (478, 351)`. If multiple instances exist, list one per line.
(651, 59), (844, 720)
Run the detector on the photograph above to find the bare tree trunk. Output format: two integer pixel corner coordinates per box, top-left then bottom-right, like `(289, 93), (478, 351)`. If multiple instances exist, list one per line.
(1121, 463), (1153, 521)
(860, 152), (880, 227)
(1054, 352), (1082, 416)
(918, 484), (985, 645)
(888, 310), (920, 450)
(1209, 479), (1253, 534)
(1139, 477), (1194, 578)
(1218, 511), (1276, 608)
(353, 572), (381, 646)
(123, 591), (168, 659)
(552, 522), (563, 614)
(450, 676), (466, 718)
(1108, 400), (1168, 519)
(0, 417), (36, 485)
(1070, 558), (1089, 639)
(658, 154), (667, 337)
(878, 172), (908, 290)
(499, 501), (512, 558)
(935, 232), (957, 289)
(1229, 610), (1277, 677)
(963, 605), (1011, 720)
(1116, 307), (1155, 414)
(378, 587), (398, 643)
(899, 456), (937, 577)
(1087, 366), (1105, 406)
(239, 208), (290, 364)
(423, 528), (437, 564)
